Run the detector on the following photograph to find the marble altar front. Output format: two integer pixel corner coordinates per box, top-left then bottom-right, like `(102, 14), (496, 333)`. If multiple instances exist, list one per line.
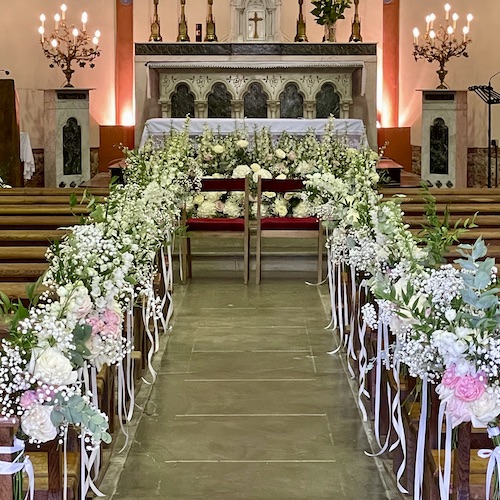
(135, 43), (377, 149)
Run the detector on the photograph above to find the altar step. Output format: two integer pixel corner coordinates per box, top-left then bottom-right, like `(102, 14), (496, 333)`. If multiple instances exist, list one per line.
(175, 238), (325, 276)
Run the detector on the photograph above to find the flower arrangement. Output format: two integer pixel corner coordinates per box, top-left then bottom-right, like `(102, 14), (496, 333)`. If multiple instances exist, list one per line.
(310, 0), (352, 26)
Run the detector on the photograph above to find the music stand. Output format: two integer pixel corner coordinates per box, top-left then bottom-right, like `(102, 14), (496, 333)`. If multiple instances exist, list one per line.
(469, 84), (500, 187)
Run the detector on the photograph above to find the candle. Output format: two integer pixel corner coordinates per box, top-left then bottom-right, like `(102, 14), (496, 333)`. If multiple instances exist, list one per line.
(82, 12), (88, 31)
(54, 13), (60, 31)
(429, 29), (436, 46)
(92, 36), (99, 46)
(61, 4), (67, 21)
(51, 38), (58, 48)
(452, 13), (458, 30)
(38, 26), (45, 41)
(429, 13), (436, 30)
(463, 25), (469, 42)
(72, 27), (79, 44)
(95, 30), (101, 38)
(425, 15), (431, 33)
(467, 13), (473, 30)
(447, 25), (454, 36)
(444, 4), (451, 21)
(40, 14), (46, 29)
(413, 27), (420, 45)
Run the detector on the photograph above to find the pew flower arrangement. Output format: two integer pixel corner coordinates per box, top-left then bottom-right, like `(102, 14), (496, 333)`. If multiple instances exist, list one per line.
(373, 238), (500, 428)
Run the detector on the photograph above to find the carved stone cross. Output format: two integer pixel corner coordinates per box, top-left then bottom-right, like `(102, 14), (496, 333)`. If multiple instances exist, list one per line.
(249, 11), (263, 39)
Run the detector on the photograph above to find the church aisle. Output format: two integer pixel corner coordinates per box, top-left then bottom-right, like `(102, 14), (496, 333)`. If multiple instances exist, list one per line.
(109, 275), (401, 499)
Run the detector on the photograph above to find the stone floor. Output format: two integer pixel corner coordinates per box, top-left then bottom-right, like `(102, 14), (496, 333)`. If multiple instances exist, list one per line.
(103, 271), (404, 499)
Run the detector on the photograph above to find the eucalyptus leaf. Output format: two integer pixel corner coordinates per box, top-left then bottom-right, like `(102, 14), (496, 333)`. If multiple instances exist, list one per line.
(474, 270), (491, 290)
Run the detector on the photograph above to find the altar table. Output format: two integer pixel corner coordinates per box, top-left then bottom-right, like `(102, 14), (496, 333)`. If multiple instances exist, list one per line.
(140, 118), (368, 149)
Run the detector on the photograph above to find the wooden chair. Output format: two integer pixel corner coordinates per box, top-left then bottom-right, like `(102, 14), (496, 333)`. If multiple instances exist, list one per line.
(181, 177), (250, 284)
(255, 177), (324, 284)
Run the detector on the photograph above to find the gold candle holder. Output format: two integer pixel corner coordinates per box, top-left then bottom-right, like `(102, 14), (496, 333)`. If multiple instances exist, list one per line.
(149, 0), (162, 42)
(177, 0), (190, 42)
(349, 0), (362, 42)
(294, 0), (308, 42)
(204, 0), (217, 42)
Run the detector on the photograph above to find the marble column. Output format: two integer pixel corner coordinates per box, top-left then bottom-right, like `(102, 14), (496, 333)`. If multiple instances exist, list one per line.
(303, 100), (316, 119)
(231, 99), (244, 119)
(194, 100), (208, 118)
(267, 100), (280, 119)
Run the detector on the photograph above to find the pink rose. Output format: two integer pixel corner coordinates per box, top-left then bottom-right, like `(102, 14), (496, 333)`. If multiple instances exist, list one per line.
(446, 394), (471, 427)
(87, 316), (104, 335)
(442, 366), (460, 389)
(101, 309), (122, 338)
(454, 374), (486, 402)
(19, 390), (38, 409)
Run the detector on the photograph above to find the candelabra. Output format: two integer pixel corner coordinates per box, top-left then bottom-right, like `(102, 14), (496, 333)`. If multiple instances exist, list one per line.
(205, 0), (217, 42)
(38, 4), (101, 88)
(412, 4), (472, 89)
(294, 0), (308, 42)
(149, 0), (162, 42)
(177, 0), (190, 42)
(349, 0), (362, 42)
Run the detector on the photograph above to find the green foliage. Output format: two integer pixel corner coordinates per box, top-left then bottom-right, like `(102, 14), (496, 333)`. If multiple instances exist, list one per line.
(69, 324), (92, 367)
(417, 182), (477, 267)
(310, 0), (352, 25)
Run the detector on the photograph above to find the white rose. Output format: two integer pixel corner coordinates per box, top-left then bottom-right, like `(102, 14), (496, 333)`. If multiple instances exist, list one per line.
(212, 145), (224, 154)
(193, 194), (205, 204)
(276, 174), (287, 180)
(275, 149), (286, 159)
(250, 163), (261, 172)
(252, 169), (272, 183)
(232, 165), (251, 178)
(236, 139), (249, 149)
(31, 347), (78, 386)
(66, 286), (93, 320)
(263, 191), (276, 199)
(21, 403), (57, 443)
(470, 391), (500, 428)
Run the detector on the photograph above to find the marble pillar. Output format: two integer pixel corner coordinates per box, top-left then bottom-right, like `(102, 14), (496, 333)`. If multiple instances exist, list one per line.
(44, 89), (91, 188)
(420, 89), (468, 188)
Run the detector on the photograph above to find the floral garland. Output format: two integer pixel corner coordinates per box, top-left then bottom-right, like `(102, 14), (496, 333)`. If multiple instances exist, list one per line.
(0, 124), (200, 451)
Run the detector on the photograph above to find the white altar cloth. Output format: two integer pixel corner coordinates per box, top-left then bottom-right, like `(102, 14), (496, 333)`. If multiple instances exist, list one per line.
(20, 132), (35, 181)
(140, 118), (368, 149)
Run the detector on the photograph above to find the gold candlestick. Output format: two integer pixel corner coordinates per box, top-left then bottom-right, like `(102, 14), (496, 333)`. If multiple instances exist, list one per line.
(294, 0), (308, 42)
(204, 0), (217, 42)
(149, 0), (162, 42)
(349, 0), (362, 42)
(177, 0), (190, 42)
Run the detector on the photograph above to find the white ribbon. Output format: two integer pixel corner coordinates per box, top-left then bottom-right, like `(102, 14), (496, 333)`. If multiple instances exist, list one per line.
(437, 402), (452, 500)
(80, 434), (105, 498)
(0, 437), (34, 500)
(413, 380), (428, 500)
(325, 245), (338, 331)
(357, 318), (369, 422)
(478, 425), (500, 500)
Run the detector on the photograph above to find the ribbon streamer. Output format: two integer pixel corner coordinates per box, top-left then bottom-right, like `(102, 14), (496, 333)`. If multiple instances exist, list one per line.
(413, 380), (428, 500)
(0, 437), (34, 500)
(478, 425), (500, 500)
(437, 402), (452, 500)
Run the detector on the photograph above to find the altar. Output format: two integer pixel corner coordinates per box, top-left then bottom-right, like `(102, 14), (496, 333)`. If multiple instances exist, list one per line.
(134, 43), (377, 149)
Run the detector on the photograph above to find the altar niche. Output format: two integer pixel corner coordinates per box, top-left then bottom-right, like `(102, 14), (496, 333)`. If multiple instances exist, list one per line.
(230, 0), (281, 42)
(162, 73), (349, 120)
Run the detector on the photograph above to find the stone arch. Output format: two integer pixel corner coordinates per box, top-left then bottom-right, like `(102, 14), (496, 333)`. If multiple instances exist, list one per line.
(243, 82), (268, 118)
(171, 83), (195, 118)
(207, 82), (233, 118)
(279, 83), (304, 118)
(315, 83), (341, 118)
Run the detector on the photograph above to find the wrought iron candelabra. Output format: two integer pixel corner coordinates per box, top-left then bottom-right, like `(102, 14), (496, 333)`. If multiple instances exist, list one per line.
(412, 4), (472, 89)
(38, 5), (101, 88)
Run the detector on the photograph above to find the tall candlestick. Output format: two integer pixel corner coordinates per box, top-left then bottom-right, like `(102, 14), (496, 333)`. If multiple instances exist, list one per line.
(72, 27), (79, 45)
(54, 13), (60, 31)
(38, 26), (45, 41)
(40, 14), (46, 29)
(463, 25), (469, 42)
(425, 15), (430, 33)
(452, 13), (458, 30)
(61, 4), (67, 21)
(429, 29), (436, 46)
(444, 4), (451, 21)
(82, 12), (88, 31)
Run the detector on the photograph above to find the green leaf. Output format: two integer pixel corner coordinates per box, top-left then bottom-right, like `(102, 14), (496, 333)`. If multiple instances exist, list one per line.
(475, 295), (498, 310)
(50, 410), (64, 427)
(474, 270), (491, 289)
(472, 238), (487, 260)
(461, 288), (478, 306)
